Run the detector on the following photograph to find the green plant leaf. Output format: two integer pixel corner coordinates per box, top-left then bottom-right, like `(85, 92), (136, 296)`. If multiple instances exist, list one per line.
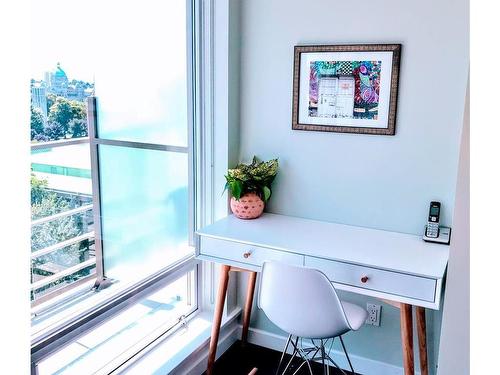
(225, 157), (278, 202)
(263, 186), (271, 202)
(221, 181), (230, 197)
(230, 180), (243, 200)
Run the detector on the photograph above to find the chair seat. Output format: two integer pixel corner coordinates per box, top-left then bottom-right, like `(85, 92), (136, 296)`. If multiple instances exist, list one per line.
(260, 262), (365, 374)
(341, 301), (368, 330)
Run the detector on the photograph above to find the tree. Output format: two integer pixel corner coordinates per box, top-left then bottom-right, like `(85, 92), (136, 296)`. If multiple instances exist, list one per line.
(70, 100), (87, 121)
(34, 133), (50, 142)
(47, 97), (87, 138)
(30, 174), (92, 298)
(48, 97), (72, 136)
(68, 118), (88, 138)
(46, 93), (57, 113)
(43, 121), (66, 141)
(31, 106), (45, 140)
(31, 194), (81, 250)
(31, 193), (86, 284)
(31, 173), (48, 205)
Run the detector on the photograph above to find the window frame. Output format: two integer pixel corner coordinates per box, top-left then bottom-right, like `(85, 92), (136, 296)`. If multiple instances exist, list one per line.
(31, 0), (206, 372)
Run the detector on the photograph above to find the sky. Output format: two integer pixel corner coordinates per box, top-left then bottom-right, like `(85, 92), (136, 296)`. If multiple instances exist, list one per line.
(30, 0), (187, 83)
(31, 0), (98, 82)
(31, 0), (189, 146)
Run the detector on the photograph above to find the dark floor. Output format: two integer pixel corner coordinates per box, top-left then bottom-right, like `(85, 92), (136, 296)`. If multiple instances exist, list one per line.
(205, 341), (360, 375)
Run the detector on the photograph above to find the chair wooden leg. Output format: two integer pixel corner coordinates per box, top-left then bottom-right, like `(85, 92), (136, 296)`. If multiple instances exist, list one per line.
(241, 271), (257, 343)
(206, 264), (231, 375)
(400, 303), (414, 375)
(416, 306), (429, 375)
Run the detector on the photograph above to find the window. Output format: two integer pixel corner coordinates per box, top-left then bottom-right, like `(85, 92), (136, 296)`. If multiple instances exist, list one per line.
(31, 0), (200, 371)
(36, 270), (196, 374)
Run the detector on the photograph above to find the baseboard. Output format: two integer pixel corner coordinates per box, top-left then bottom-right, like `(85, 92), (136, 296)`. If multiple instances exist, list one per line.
(241, 325), (416, 375)
(171, 320), (239, 375)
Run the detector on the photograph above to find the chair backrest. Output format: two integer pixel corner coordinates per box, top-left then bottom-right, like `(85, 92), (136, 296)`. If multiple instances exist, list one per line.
(258, 261), (351, 339)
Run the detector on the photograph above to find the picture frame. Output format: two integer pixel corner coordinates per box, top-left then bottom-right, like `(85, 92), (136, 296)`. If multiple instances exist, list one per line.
(292, 44), (401, 135)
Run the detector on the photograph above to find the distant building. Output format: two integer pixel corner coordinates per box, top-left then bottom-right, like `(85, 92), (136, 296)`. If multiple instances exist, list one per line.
(44, 71), (53, 89)
(67, 81), (95, 101)
(31, 81), (48, 122)
(84, 87), (94, 98)
(44, 63), (94, 102)
(67, 83), (84, 101)
(49, 62), (69, 97)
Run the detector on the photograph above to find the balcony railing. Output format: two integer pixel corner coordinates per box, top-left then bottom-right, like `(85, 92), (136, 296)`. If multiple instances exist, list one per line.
(31, 138), (96, 307)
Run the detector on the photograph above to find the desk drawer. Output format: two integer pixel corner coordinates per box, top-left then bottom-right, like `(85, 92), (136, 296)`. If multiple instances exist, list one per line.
(305, 256), (436, 302)
(200, 237), (303, 268)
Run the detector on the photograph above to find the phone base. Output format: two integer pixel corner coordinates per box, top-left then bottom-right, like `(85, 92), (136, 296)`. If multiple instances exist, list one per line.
(422, 226), (451, 245)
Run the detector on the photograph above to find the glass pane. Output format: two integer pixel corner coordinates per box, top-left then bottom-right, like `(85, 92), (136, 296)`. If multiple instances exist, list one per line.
(31, 0), (94, 145)
(31, 0), (97, 314)
(31, 144), (92, 198)
(37, 270), (195, 375)
(94, 0), (188, 146)
(99, 145), (190, 283)
(31, 144), (96, 304)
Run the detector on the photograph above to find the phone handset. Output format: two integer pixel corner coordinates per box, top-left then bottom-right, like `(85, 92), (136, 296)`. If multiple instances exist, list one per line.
(425, 201), (441, 238)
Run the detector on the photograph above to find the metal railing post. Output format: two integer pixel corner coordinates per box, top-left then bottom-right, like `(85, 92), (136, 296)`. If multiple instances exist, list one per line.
(87, 97), (107, 288)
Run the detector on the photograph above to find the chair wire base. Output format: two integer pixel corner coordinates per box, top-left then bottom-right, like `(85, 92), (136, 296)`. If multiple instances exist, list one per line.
(275, 334), (356, 375)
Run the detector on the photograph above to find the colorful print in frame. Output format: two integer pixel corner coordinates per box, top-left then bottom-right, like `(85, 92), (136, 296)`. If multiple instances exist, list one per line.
(292, 44), (401, 135)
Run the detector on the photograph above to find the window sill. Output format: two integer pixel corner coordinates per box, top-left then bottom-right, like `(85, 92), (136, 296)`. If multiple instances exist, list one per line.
(32, 256), (196, 346)
(120, 307), (242, 375)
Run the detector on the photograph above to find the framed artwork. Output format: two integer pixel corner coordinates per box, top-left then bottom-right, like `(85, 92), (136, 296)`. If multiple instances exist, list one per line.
(292, 44), (401, 135)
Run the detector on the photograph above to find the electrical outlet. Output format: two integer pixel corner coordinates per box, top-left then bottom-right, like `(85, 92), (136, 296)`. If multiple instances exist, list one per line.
(365, 303), (381, 326)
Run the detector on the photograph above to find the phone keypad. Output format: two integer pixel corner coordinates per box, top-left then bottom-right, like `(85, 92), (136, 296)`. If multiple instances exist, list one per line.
(427, 223), (439, 237)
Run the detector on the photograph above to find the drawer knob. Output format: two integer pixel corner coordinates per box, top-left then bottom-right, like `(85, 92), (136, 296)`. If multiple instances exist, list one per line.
(361, 276), (369, 283)
(243, 251), (252, 258)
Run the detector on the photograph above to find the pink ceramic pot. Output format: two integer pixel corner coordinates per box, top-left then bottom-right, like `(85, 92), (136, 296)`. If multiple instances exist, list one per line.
(230, 192), (264, 219)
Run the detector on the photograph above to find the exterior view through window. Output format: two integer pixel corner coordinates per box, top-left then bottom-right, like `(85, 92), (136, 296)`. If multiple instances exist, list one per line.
(30, 63), (95, 304)
(31, 1), (197, 372)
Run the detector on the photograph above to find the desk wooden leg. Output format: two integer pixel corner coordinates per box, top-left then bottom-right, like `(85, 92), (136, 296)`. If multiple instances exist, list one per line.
(400, 303), (414, 375)
(416, 306), (429, 375)
(241, 271), (257, 343)
(207, 264), (231, 375)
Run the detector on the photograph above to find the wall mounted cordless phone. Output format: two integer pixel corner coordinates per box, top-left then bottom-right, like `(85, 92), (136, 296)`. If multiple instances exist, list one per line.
(426, 201), (441, 238)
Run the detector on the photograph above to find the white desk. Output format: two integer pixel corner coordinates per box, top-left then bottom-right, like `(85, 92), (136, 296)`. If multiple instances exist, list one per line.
(196, 213), (449, 375)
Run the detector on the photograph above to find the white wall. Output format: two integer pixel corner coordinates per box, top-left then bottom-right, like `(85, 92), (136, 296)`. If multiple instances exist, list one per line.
(238, 0), (468, 234)
(437, 79), (469, 375)
(235, 0), (469, 373)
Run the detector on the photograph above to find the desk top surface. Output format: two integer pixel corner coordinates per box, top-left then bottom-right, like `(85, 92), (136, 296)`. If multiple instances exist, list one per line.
(197, 213), (449, 279)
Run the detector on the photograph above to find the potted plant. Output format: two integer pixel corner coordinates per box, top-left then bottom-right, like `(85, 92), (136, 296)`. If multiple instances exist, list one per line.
(224, 156), (279, 219)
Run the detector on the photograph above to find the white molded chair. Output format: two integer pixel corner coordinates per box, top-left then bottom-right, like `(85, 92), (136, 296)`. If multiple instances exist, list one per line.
(258, 261), (368, 375)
